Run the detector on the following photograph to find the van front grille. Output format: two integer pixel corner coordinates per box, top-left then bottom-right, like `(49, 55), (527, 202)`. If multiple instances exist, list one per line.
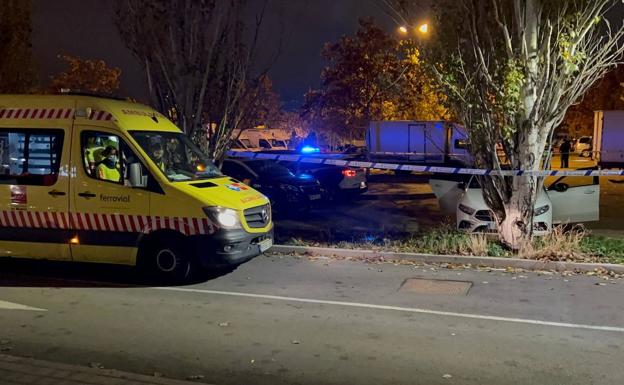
(244, 204), (271, 228)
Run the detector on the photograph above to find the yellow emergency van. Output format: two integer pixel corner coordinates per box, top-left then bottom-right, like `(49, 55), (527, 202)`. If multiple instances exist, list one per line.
(0, 94), (273, 281)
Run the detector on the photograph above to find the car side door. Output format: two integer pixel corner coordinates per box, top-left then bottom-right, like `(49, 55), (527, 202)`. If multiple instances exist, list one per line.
(546, 175), (600, 223)
(429, 177), (467, 214)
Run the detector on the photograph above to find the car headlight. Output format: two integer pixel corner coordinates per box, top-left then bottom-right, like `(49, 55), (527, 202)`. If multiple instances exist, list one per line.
(458, 203), (475, 215)
(203, 206), (242, 229)
(534, 204), (550, 216)
(279, 183), (301, 192)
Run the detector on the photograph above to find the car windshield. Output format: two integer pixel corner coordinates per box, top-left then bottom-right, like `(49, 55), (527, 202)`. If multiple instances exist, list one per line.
(130, 131), (222, 182)
(246, 160), (293, 177)
(579, 137), (591, 144)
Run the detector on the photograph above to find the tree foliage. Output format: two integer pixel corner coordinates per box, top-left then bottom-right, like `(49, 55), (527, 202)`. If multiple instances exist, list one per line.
(303, 18), (448, 142)
(49, 55), (121, 94)
(386, 0), (624, 250)
(114, 0), (277, 161)
(0, 0), (37, 92)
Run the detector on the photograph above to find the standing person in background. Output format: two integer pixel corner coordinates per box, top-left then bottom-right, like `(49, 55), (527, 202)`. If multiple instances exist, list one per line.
(559, 138), (571, 168)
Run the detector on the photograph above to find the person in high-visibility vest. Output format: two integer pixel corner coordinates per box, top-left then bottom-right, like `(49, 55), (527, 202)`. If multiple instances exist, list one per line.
(151, 143), (166, 172)
(97, 146), (121, 182)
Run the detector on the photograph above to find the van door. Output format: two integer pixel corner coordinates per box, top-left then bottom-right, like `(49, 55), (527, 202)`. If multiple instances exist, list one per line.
(547, 175), (600, 223)
(0, 128), (71, 260)
(69, 127), (151, 264)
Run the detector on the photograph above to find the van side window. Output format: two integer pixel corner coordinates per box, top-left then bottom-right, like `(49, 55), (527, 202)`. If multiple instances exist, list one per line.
(81, 131), (122, 184)
(0, 129), (64, 186)
(81, 131), (150, 187)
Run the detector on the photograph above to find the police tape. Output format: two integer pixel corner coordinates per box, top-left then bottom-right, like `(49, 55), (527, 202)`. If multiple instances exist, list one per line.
(225, 151), (624, 177)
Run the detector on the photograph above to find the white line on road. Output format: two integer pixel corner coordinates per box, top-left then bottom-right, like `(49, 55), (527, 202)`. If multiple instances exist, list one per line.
(0, 300), (46, 311)
(153, 287), (624, 333)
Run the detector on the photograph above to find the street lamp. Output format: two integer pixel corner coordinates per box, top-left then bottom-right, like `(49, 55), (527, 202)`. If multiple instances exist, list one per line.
(398, 23), (430, 38)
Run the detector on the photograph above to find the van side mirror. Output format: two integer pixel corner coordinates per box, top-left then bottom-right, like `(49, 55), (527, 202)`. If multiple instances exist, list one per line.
(129, 163), (147, 188)
(454, 139), (469, 150)
(457, 182), (467, 190)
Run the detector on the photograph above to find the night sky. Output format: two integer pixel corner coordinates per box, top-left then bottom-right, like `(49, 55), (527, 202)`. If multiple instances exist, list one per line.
(31, 0), (393, 109)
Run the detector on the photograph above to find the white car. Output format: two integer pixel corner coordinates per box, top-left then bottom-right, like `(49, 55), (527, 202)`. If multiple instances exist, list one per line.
(430, 175), (600, 235)
(573, 136), (592, 157)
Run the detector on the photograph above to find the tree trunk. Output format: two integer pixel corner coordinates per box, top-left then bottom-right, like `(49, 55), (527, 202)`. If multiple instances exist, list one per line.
(498, 175), (538, 250)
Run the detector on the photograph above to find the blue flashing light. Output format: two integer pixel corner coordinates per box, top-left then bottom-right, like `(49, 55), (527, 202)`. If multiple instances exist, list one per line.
(301, 146), (320, 154)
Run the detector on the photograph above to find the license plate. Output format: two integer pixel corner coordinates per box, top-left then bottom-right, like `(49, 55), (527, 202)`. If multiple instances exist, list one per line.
(258, 238), (273, 252)
(309, 194), (322, 200)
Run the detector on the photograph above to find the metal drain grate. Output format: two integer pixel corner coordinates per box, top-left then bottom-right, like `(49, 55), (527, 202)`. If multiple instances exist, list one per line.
(400, 278), (472, 295)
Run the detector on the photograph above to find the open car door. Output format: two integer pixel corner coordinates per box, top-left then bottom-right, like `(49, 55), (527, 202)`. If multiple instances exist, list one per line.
(429, 177), (467, 214)
(546, 175), (599, 223)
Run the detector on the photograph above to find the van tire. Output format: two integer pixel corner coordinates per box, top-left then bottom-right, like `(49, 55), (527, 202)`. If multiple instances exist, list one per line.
(141, 238), (193, 283)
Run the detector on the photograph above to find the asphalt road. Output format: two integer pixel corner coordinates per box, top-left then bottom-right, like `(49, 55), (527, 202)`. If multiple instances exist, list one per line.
(1, 255), (623, 385)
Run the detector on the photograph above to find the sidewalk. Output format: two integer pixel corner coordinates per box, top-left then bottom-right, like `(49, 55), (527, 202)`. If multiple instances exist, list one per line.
(0, 354), (208, 385)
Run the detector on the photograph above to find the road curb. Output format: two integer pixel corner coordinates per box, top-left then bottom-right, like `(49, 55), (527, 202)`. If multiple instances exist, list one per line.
(0, 353), (207, 385)
(270, 245), (624, 274)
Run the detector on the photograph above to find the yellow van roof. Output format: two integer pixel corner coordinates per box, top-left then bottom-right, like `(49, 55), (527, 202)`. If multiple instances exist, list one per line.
(0, 94), (182, 133)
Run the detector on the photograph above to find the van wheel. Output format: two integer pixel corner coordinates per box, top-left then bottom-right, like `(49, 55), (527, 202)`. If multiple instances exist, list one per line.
(142, 240), (193, 283)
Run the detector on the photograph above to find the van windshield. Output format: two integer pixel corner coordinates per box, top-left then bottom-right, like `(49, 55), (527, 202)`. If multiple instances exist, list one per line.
(130, 131), (222, 182)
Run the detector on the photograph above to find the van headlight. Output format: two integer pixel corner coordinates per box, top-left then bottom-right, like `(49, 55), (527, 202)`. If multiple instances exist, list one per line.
(203, 207), (242, 229)
(534, 205), (550, 216)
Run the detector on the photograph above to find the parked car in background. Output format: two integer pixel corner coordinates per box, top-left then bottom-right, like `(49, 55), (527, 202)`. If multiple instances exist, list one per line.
(573, 136), (592, 157)
(221, 158), (324, 215)
(230, 138), (260, 152)
(429, 173), (600, 234)
(278, 159), (368, 201)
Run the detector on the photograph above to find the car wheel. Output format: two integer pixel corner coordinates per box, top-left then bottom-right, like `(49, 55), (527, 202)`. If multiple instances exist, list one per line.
(581, 150), (591, 158)
(143, 239), (193, 283)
